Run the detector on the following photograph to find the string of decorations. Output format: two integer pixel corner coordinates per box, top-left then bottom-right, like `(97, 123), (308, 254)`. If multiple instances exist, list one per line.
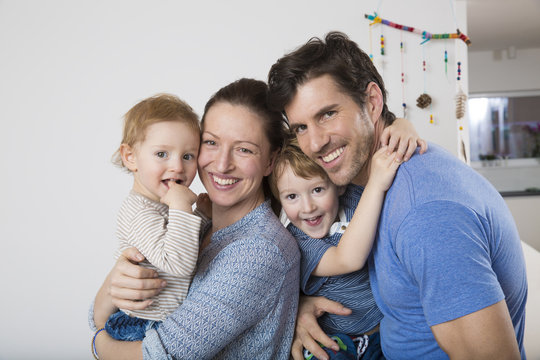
(416, 45), (433, 124)
(455, 61), (467, 122)
(400, 33), (406, 118)
(444, 49), (448, 78)
(364, 13), (471, 46)
(368, 20), (374, 61)
(456, 61), (468, 162)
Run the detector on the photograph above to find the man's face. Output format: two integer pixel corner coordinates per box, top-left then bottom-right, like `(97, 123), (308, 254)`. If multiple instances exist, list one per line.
(284, 74), (374, 186)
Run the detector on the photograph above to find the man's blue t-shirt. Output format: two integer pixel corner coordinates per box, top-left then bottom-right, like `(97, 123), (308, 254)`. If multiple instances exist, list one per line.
(367, 143), (527, 359)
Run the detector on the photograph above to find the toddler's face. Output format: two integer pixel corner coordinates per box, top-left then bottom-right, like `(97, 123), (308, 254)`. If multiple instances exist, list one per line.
(277, 164), (339, 239)
(131, 121), (200, 202)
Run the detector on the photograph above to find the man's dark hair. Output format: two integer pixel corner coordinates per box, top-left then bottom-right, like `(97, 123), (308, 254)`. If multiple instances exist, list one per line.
(267, 31), (395, 126)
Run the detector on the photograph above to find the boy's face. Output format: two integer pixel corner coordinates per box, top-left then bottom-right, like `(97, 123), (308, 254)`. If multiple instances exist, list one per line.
(128, 121), (200, 202)
(277, 163), (340, 239)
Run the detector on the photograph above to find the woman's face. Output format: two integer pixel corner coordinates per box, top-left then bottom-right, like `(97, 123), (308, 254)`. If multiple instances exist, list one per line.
(198, 102), (274, 215)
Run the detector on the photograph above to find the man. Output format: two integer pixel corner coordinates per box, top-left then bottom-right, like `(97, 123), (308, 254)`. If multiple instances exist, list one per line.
(267, 32), (527, 359)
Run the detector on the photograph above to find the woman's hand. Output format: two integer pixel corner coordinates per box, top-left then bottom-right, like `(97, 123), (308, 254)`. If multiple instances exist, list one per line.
(380, 117), (428, 162)
(94, 247), (166, 328)
(290, 296), (352, 360)
(109, 247), (166, 310)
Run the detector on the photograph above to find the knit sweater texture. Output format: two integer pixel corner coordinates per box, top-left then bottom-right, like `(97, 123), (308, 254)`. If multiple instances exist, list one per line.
(142, 200), (300, 359)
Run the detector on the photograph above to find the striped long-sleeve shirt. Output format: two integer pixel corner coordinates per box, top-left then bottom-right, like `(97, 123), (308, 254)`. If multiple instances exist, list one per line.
(115, 191), (203, 321)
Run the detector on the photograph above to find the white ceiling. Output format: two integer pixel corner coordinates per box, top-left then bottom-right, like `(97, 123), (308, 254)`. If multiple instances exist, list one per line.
(467, 0), (540, 51)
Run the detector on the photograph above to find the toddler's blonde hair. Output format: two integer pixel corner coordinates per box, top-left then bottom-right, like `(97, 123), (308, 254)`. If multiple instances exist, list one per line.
(112, 93), (200, 170)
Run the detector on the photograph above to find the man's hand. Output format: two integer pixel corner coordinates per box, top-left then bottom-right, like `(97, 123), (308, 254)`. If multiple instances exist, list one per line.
(291, 296), (352, 360)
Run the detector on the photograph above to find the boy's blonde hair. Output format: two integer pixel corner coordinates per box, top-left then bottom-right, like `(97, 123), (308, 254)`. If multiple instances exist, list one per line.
(112, 93), (200, 170)
(269, 135), (330, 202)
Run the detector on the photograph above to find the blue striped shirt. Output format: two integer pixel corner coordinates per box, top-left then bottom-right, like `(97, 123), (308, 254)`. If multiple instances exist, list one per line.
(288, 185), (383, 335)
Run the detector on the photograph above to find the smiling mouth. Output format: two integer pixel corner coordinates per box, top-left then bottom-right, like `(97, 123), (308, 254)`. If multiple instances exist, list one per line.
(304, 215), (322, 226)
(212, 174), (239, 186)
(321, 146), (344, 163)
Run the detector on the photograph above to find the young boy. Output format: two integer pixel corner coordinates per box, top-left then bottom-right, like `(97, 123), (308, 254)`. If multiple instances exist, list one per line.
(105, 94), (210, 341)
(269, 139), (400, 359)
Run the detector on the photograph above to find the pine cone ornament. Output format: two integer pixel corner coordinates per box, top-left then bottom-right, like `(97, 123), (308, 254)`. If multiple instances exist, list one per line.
(416, 93), (432, 109)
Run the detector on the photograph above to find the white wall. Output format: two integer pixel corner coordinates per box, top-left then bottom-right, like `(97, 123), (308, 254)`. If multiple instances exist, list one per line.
(0, 1), (467, 358)
(473, 161), (540, 250)
(506, 197), (540, 251)
(468, 47), (540, 251)
(469, 47), (540, 94)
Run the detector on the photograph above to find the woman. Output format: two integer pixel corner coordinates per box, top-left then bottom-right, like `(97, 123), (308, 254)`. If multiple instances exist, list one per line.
(91, 78), (301, 359)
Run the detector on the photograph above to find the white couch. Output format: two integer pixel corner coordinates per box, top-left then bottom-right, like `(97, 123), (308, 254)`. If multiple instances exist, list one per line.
(523, 241), (540, 359)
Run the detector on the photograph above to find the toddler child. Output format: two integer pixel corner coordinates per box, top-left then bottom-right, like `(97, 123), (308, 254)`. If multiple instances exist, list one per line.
(105, 94), (210, 341)
(269, 139), (401, 360)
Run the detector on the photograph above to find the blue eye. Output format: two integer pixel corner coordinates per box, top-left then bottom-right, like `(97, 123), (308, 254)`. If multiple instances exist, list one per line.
(203, 140), (216, 146)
